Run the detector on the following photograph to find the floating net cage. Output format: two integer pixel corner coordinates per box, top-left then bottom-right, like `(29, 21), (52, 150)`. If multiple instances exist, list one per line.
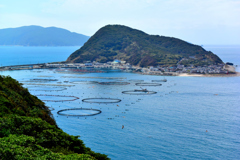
(70, 81), (99, 84)
(61, 76), (126, 79)
(98, 82), (130, 85)
(57, 108), (102, 116)
(22, 79), (58, 83)
(122, 90), (157, 95)
(23, 83), (75, 87)
(31, 71), (43, 73)
(152, 79), (167, 82)
(135, 83), (162, 86)
(37, 76), (53, 77)
(82, 98), (121, 103)
(128, 79), (144, 82)
(35, 94), (79, 102)
(31, 79), (58, 81)
(29, 87), (67, 92)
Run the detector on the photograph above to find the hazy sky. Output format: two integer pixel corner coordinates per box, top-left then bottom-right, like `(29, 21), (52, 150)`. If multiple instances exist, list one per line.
(0, 0), (239, 44)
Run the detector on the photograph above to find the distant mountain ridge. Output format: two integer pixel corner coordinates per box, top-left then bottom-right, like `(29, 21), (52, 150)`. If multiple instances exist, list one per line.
(0, 26), (89, 46)
(67, 25), (223, 67)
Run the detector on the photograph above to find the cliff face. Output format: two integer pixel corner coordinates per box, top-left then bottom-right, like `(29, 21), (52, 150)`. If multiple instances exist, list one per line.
(67, 25), (223, 67)
(0, 26), (89, 46)
(0, 75), (109, 160)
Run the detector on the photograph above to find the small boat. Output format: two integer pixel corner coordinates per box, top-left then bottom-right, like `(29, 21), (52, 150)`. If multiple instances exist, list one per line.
(161, 78), (167, 82)
(134, 87), (148, 92)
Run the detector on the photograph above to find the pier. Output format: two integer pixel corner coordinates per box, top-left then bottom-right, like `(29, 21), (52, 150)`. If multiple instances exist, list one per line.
(0, 63), (45, 71)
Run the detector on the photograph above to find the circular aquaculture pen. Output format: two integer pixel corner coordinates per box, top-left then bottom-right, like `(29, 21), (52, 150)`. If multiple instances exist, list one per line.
(31, 78), (58, 81)
(23, 83), (75, 87)
(128, 79), (144, 82)
(70, 81), (99, 84)
(135, 83), (162, 86)
(57, 108), (102, 117)
(61, 76), (126, 80)
(98, 82), (130, 85)
(22, 79), (58, 83)
(82, 98), (121, 103)
(152, 79), (167, 82)
(122, 90), (157, 95)
(29, 87), (67, 92)
(35, 94), (79, 102)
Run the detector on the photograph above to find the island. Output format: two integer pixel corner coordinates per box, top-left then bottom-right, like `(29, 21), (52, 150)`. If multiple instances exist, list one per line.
(0, 75), (109, 159)
(0, 26), (89, 46)
(0, 25), (237, 76)
(67, 25), (223, 67)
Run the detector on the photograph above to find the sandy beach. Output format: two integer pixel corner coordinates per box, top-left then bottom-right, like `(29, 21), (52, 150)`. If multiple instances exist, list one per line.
(178, 73), (204, 77)
(178, 72), (240, 77)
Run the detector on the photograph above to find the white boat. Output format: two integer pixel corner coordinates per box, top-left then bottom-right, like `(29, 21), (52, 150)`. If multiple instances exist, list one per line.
(134, 88), (148, 92)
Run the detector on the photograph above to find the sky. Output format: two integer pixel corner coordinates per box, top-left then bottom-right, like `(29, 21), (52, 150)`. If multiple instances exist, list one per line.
(0, 0), (240, 45)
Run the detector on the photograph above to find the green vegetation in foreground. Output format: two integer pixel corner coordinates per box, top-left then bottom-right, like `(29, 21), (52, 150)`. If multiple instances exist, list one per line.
(0, 75), (109, 160)
(67, 25), (223, 67)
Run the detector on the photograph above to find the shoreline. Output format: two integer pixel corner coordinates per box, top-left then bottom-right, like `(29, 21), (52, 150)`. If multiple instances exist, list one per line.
(177, 72), (240, 77)
(1, 62), (239, 78)
(1, 67), (239, 78)
(140, 71), (240, 77)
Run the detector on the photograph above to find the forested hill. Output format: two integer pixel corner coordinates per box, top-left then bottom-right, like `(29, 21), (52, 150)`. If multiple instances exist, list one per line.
(67, 25), (223, 67)
(0, 26), (89, 46)
(0, 75), (109, 160)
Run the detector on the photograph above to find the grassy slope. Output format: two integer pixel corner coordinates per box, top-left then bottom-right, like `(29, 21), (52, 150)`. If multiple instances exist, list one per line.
(0, 75), (109, 160)
(67, 25), (223, 67)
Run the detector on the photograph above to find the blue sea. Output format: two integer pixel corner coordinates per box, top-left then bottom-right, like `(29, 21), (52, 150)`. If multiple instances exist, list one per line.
(0, 46), (80, 66)
(0, 45), (240, 160)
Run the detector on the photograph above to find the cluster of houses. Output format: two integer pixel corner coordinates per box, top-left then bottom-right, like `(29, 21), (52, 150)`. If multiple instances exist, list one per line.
(0, 59), (233, 75)
(45, 59), (231, 75)
(45, 60), (133, 71)
(147, 64), (229, 75)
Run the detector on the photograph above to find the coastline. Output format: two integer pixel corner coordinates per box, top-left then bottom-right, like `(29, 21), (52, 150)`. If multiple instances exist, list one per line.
(140, 71), (240, 77)
(1, 61), (239, 78)
(177, 72), (240, 77)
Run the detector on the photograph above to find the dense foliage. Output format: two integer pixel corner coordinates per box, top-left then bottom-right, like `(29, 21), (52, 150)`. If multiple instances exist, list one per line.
(0, 26), (89, 46)
(67, 25), (223, 67)
(0, 75), (109, 160)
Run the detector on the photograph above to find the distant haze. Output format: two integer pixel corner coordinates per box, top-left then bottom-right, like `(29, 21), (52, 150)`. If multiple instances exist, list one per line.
(0, 26), (89, 46)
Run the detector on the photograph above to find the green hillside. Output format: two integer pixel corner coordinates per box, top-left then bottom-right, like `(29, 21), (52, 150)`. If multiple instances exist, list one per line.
(0, 75), (109, 160)
(67, 25), (223, 67)
(0, 26), (89, 46)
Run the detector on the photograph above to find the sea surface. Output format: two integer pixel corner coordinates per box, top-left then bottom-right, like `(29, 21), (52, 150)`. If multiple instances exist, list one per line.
(203, 45), (240, 72)
(0, 46), (80, 66)
(0, 45), (240, 160)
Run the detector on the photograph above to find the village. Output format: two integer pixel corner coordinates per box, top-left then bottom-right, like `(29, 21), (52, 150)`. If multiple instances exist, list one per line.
(0, 59), (235, 75)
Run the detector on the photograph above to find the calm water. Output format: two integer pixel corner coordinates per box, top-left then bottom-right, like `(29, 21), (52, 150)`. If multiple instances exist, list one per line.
(0, 46), (240, 160)
(203, 45), (240, 72)
(0, 46), (80, 66)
